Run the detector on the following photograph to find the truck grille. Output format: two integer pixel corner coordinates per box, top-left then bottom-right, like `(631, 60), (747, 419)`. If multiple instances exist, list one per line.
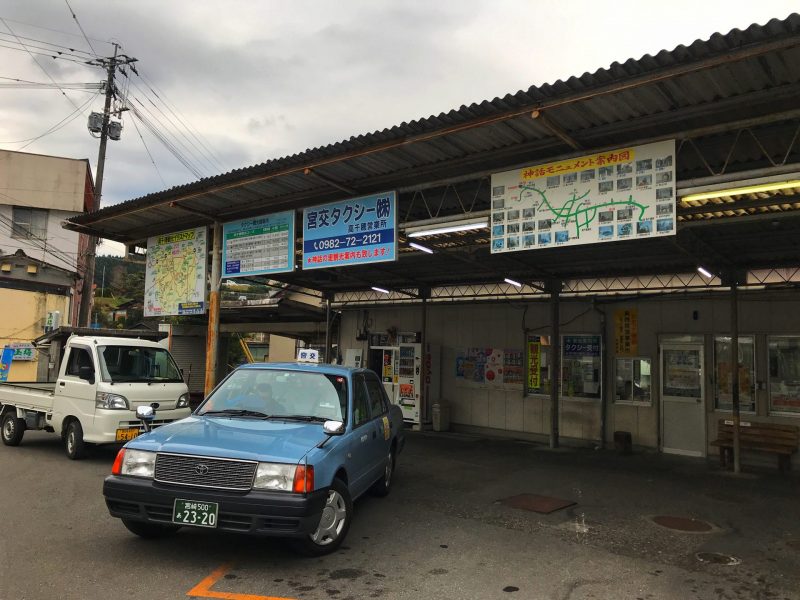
(154, 453), (257, 491)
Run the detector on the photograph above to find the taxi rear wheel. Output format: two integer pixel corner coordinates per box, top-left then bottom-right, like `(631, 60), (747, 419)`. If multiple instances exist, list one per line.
(294, 478), (352, 556)
(122, 519), (181, 539)
(370, 446), (394, 497)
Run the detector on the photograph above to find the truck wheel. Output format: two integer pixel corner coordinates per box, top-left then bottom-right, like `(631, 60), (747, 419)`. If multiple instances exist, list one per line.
(122, 519), (180, 539)
(1, 410), (25, 446)
(65, 420), (87, 460)
(370, 446), (395, 497)
(293, 478), (352, 556)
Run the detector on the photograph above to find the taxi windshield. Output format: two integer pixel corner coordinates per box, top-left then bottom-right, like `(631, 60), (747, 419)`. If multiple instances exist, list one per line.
(98, 345), (183, 383)
(198, 369), (347, 422)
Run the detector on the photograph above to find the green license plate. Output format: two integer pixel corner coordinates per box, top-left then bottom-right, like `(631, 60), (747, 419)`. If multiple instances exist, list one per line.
(172, 499), (218, 528)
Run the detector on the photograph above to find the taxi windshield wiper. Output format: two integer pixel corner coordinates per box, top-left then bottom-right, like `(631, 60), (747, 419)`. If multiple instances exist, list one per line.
(200, 409), (270, 418)
(268, 414), (328, 422)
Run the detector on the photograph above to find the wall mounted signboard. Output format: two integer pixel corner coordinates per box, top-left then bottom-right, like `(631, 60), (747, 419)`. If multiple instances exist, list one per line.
(144, 227), (207, 317)
(302, 191), (397, 269)
(490, 140), (676, 253)
(222, 210), (295, 278)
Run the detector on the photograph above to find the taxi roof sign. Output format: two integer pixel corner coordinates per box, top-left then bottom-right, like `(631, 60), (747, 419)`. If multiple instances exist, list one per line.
(296, 349), (320, 363)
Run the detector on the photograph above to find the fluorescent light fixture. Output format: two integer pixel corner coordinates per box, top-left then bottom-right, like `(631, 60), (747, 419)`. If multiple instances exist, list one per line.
(409, 242), (434, 254)
(504, 278), (523, 288)
(406, 218), (489, 238)
(682, 180), (800, 203)
(697, 266), (714, 279)
(371, 286), (390, 294)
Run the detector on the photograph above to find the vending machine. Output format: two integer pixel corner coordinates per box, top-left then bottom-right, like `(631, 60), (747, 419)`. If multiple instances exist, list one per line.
(368, 346), (399, 402)
(396, 342), (440, 426)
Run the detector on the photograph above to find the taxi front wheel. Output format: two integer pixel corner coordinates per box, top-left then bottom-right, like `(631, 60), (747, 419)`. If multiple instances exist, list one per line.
(294, 478), (352, 556)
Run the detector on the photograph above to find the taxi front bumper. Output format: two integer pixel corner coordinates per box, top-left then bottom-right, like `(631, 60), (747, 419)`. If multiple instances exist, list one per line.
(103, 475), (328, 537)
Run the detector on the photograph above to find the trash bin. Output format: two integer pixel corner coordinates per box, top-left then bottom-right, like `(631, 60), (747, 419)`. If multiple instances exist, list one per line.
(432, 403), (450, 432)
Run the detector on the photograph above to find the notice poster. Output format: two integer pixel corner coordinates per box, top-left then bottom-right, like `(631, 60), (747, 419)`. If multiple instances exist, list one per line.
(455, 349), (466, 378)
(463, 347), (488, 383)
(145, 227), (207, 317)
(614, 309), (639, 356)
(503, 349), (524, 386)
(490, 140), (676, 253)
(222, 210), (294, 278)
(485, 348), (504, 386)
(302, 191), (397, 269)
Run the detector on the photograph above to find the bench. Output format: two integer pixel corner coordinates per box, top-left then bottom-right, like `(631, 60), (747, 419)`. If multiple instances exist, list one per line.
(710, 419), (799, 473)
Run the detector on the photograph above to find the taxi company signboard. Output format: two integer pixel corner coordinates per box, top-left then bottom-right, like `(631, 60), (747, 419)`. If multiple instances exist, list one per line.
(302, 191), (397, 269)
(490, 140), (676, 253)
(222, 210), (295, 278)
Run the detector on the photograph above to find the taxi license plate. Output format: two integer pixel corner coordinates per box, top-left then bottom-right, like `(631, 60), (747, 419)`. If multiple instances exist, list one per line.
(115, 428), (140, 442)
(172, 499), (218, 528)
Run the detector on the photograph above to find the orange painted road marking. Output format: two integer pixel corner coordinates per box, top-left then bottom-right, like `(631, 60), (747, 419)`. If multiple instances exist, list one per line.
(187, 563), (296, 600)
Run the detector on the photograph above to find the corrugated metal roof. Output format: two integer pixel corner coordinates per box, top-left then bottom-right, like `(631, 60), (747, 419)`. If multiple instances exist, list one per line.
(63, 14), (800, 294)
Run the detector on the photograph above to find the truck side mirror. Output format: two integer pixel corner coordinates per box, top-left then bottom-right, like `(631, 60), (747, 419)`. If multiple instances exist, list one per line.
(78, 365), (94, 383)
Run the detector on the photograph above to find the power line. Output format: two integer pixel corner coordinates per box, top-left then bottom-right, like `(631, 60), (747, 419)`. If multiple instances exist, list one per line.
(0, 16), (113, 48)
(63, 0), (97, 57)
(128, 109), (167, 188)
(0, 40), (93, 65)
(0, 31), (95, 58)
(0, 91), (99, 147)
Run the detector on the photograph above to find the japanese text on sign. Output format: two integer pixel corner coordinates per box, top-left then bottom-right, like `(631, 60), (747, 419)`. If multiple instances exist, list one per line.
(303, 191), (397, 270)
(563, 335), (602, 358)
(222, 210), (295, 278)
(614, 309), (639, 356)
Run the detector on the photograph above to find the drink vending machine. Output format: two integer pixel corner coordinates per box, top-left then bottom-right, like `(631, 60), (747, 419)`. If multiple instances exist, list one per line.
(368, 342), (440, 426)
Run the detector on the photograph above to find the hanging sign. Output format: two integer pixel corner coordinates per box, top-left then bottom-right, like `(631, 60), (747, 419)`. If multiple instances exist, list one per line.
(614, 309), (639, 356)
(490, 140), (676, 253)
(144, 227), (208, 317)
(302, 191), (397, 269)
(527, 340), (541, 389)
(9, 342), (35, 361)
(0, 346), (15, 381)
(222, 210), (295, 278)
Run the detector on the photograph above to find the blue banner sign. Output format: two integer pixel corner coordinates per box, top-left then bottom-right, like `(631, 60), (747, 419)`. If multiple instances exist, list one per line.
(0, 346), (15, 381)
(222, 210), (295, 278)
(563, 335), (602, 358)
(302, 191), (397, 269)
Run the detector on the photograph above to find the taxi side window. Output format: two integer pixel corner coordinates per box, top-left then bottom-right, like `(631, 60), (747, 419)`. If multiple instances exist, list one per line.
(65, 347), (93, 377)
(352, 374), (370, 428)
(364, 373), (387, 417)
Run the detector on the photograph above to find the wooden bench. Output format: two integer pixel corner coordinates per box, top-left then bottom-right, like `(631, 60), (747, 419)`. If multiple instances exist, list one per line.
(710, 419), (799, 473)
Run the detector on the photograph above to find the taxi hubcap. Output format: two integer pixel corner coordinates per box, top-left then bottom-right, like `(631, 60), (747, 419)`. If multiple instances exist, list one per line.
(384, 452), (393, 486)
(310, 490), (347, 546)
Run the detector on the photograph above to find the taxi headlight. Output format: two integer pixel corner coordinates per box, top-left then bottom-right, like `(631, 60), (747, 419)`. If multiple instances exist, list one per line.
(176, 393), (190, 409)
(253, 462), (295, 491)
(121, 449), (156, 478)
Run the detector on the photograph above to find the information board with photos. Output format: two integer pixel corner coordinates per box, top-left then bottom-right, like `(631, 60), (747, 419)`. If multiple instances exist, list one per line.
(490, 140), (676, 253)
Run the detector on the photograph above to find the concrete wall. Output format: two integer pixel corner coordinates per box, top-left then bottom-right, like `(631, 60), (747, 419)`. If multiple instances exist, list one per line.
(338, 288), (800, 454)
(0, 151), (87, 212)
(0, 288), (69, 382)
(0, 206), (81, 270)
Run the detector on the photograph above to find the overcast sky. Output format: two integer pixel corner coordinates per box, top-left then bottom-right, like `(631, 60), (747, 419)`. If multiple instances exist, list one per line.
(0, 1), (797, 256)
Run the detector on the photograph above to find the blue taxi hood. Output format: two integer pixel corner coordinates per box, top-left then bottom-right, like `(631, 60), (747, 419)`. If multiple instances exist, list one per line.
(127, 415), (329, 463)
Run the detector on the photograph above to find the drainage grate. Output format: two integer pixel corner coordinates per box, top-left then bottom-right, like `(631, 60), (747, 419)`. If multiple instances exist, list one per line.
(696, 552), (740, 566)
(651, 515), (713, 532)
(498, 494), (576, 514)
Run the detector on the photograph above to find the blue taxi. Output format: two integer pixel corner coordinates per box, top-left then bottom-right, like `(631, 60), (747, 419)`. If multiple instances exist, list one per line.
(103, 357), (404, 555)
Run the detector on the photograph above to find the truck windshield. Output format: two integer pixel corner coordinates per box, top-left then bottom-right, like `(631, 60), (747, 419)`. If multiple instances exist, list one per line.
(98, 345), (183, 383)
(198, 369), (347, 423)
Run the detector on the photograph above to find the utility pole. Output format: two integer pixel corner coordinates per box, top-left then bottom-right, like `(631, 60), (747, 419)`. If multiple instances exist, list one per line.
(77, 44), (137, 327)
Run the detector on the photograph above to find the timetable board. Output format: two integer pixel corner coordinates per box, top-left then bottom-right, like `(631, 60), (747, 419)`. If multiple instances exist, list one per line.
(222, 210), (295, 278)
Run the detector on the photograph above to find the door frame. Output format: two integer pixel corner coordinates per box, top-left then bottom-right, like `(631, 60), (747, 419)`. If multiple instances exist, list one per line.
(660, 341), (706, 457)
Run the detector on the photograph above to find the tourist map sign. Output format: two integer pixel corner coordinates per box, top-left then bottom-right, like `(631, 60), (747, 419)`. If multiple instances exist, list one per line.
(302, 191), (397, 269)
(222, 210), (294, 278)
(490, 140), (676, 253)
(145, 227), (208, 317)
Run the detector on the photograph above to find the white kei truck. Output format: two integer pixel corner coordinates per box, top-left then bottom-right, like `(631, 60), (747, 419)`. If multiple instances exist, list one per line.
(0, 336), (191, 459)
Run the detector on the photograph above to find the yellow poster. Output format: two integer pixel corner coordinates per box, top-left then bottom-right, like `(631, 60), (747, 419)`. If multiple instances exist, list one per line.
(527, 341), (541, 389)
(614, 309), (638, 356)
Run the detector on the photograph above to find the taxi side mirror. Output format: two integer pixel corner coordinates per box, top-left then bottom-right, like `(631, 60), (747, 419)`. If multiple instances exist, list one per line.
(323, 420), (345, 435)
(136, 405), (155, 433)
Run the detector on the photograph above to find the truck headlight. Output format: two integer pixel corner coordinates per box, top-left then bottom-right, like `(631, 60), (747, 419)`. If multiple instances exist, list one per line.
(120, 449), (156, 478)
(253, 463), (296, 491)
(96, 392), (129, 410)
(177, 393), (190, 409)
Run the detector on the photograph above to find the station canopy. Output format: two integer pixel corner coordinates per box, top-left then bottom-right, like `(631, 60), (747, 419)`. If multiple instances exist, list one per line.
(66, 15), (800, 303)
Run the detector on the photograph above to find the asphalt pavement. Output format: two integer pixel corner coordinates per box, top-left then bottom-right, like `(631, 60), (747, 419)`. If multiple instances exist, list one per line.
(1, 429), (798, 600)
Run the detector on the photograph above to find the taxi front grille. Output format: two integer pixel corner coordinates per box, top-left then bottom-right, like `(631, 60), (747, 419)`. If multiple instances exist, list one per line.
(154, 453), (257, 491)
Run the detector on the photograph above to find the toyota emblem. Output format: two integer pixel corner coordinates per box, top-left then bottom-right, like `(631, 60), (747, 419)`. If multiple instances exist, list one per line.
(194, 464), (210, 476)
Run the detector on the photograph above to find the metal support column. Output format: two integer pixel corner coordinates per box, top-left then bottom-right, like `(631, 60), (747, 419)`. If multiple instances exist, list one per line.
(324, 295), (332, 363)
(730, 277), (741, 473)
(420, 290), (429, 425)
(204, 222), (222, 396)
(549, 280), (561, 449)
